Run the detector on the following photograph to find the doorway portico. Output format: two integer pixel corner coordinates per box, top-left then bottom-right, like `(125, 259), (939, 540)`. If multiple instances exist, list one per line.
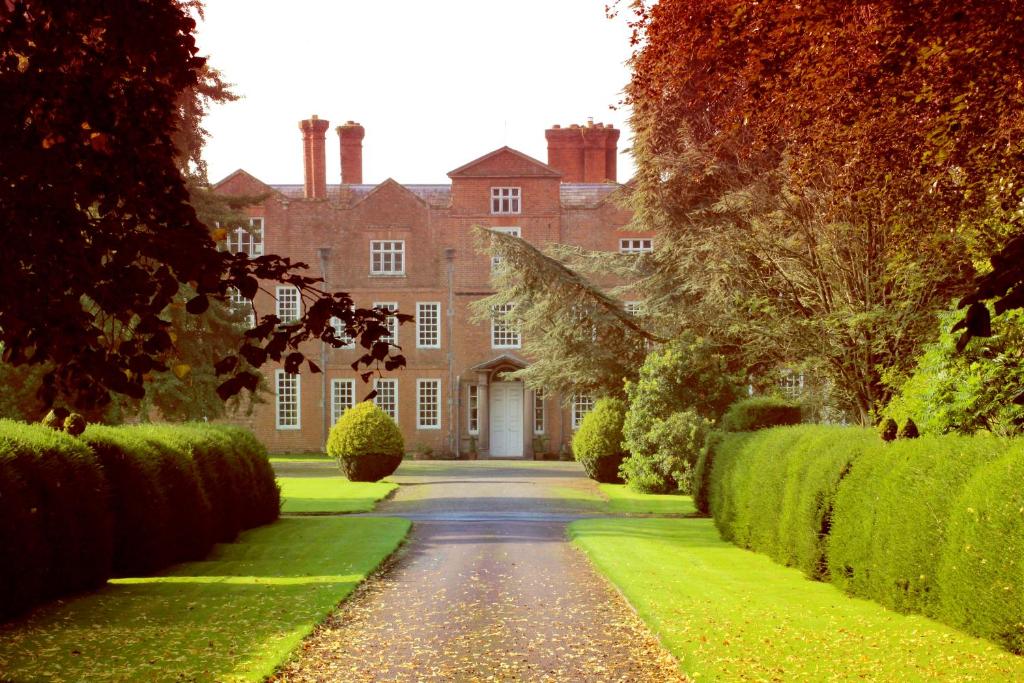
(469, 354), (531, 459)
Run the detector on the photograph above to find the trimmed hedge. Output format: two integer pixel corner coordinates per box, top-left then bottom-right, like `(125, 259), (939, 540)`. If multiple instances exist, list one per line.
(0, 421), (112, 619)
(572, 398), (627, 483)
(328, 402), (404, 482)
(0, 421), (278, 621)
(719, 396), (802, 432)
(706, 424), (1024, 653)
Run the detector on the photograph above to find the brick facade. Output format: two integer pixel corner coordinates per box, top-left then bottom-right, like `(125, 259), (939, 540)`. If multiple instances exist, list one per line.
(214, 117), (650, 457)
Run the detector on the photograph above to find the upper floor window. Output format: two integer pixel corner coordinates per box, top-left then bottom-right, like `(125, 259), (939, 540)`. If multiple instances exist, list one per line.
(624, 301), (643, 316)
(619, 238), (653, 255)
(329, 316), (356, 349)
(227, 287), (255, 328)
(370, 240), (405, 275)
(227, 217), (264, 257)
(276, 285), (300, 323)
(491, 187), (521, 214)
(416, 302), (441, 348)
(374, 302), (399, 345)
(491, 303), (520, 349)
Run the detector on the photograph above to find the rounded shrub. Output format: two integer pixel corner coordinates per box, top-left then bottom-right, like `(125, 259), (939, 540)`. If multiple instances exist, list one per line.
(572, 398), (627, 483)
(720, 396), (802, 432)
(879, 417), (898, 441)
(898, 418), (920, 439)
(620, 409), (710, 493)
(328, 401), (404, 481)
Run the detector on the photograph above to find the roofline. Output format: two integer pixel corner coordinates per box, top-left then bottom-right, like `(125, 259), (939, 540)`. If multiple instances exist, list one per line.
(447, 146), (562, 178)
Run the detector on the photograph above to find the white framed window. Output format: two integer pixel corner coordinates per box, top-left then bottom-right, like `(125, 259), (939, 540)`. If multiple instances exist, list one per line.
(227, 287), (255, 327)
(533, 389), (546, 435)
(624, 301), (643, 316)
(491, 303), (520, 349)
(370, 240), (405, 275)
(619, 238), (653, 254)
(329, 316), (356, 349)
(373, 302), (398, 345)
(490, 226), (521, 270)
(467, 385), (479, 434)
(780, 370), (805, 399)
(275, 370), (300, 430)
(330, 379), (356, 426)
(572, 394), (595, 430)
(227, 217), (264, 257)
(374, 378), (398, 420)
(490, 187), (521, 214)
(276, 285), (300, 323)
(416, 302), (441, 348)
(417, 379), (441, 430)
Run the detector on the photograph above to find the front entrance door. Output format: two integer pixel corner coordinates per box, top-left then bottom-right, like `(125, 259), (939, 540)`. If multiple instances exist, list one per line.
(489, 381), (524, 457)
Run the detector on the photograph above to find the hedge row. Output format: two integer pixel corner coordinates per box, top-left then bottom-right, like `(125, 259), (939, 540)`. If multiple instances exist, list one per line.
(0, 421), (279, 620)
(706, 425), (1024, 652)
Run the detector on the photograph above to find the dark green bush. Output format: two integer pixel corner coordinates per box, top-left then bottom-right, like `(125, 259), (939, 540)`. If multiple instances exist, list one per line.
(879, 417), (898, 441)
(620, 409), (710, 493)
(692, 430), (724, 515)
(936, 443), (1024, 652)
(572, 398), (627, 483)
(719, 396), (802, 432)
(827, 435), (1004, 616)
(328, 402), (404, 481)
(0, 421), (112, 619)
(898, 418), (920, 439)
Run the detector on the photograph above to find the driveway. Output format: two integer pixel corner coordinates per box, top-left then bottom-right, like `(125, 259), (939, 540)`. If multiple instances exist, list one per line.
(272, 460), (686, 682)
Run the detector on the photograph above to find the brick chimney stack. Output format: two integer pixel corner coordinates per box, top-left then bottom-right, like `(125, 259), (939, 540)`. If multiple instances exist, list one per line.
(545, 120), (619, 183)
(299, 115), (330, 199)
(337, 121), (365, 185)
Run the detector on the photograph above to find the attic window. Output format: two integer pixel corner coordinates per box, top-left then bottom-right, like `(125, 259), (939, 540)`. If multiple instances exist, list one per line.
(491, 187), (521, 214)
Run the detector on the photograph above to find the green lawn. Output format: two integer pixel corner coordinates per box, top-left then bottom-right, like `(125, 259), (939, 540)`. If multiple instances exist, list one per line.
(0, 517), (410, 682)
(598, 484), (697, 515)
(279, 476), (397, 513)
(571, 518), (1024, 682)
(268, 452), (332, 464)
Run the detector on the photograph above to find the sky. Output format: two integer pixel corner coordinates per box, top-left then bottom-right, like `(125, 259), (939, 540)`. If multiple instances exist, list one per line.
(194, 1), (637, 186)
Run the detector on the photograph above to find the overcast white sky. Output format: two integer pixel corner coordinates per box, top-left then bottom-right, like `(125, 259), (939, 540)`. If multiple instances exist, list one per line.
(194, 1), (636, 186)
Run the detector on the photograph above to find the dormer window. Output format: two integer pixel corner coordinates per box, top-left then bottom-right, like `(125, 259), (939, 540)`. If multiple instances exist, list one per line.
(491, 187), (521, 214)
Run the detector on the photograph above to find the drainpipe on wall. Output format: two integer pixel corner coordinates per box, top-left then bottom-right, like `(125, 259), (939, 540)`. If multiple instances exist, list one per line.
(318, 247), (332, 450)
(445, 247), (456, 456)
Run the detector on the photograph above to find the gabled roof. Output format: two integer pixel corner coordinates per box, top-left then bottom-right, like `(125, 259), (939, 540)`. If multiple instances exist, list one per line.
(351, 178), (427, 208)
(448, 146), (561, 179)
(211, 169), (282, 197)
(470, 353), (529, 371)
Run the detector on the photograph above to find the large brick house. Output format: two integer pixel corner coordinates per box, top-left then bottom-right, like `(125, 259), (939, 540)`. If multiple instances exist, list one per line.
(214, 116), (652, 457)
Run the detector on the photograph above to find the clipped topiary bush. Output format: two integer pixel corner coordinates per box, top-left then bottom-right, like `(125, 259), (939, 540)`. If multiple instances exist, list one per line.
(719, 396), (802, 432)
(879, 417), (898, 441)
(693, 430), (725, 515)
(620, 409), (710, 493)
(572, 397), (627, 483)
(898, 418), (920, 439)
(0, 421), (112, 619)
(328, 401), (404, 482)
(63, 412), (86, 436)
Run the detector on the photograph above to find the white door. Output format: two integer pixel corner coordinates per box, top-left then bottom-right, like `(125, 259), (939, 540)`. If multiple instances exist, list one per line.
(489, 381), (524, 457)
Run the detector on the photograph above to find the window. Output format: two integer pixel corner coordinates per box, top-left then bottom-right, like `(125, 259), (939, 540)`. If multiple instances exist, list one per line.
(373, 302), (398, 345)
(370, 240), (405, 275)
(374, 378), (398, 420)
(467, 385), (479, 434)
(491, 303), (520, 349)
(780, 370), (805, 399)
(275, 370), (300, 430)
(276, 285), (300, 323)
(619, 238), (653, 254)
(490, 187), (521, 214)
(533, 389), (546, 435)
(624, 301), (643, 316)
(417, 379), (441, 430)
(490, 227), (521, 270)
(416, 302), (441, 348)
(330, 379), (355, 425)
(572, 394), (595, 430)
(226, 217), (264, 257)
(329, 316), (356, 349)
(227, 287), (255, 327)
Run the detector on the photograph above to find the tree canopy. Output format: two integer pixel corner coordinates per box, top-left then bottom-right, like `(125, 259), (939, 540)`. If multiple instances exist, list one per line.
(0, 0), (406, 411)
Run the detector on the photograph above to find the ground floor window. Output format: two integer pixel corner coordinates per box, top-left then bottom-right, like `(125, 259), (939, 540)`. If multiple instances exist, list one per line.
(417, 379), (441, 430)
(533, 389), (546, 434)
(572, 394), (594, 430)
(331, 378), (355, 425)
(374, 378), (398, 420)
(780, 370), (805, 399)
(468, 385), (479, 434)
(275, 370), (300, 429)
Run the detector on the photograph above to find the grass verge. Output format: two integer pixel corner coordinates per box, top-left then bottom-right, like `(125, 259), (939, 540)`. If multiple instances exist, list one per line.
(268, 453), (332, 464)
(0, 517), (410, 682)
(279, 476), (397, 513)
(570, 517), (1024, 681)
(598, 484), (696, 515)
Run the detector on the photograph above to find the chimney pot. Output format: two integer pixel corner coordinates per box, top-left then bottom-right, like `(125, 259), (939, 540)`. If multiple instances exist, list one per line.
(337, 122), (365, 184)
(299, 115), (330, 199)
